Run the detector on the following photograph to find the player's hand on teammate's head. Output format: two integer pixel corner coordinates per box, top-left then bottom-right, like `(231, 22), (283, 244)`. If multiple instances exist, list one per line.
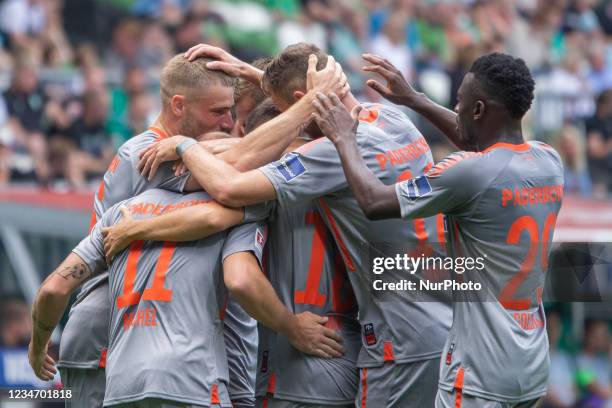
(184, 43), (261, 83)
(289, 311), (344, 359)
(102, 206), (136, 264)
(139, 135), (188, 180)
(311, 92), (361, 145)
(28, 341), (56, 381)
(307, 54), (349, 98)
(362, 53), (416, 106)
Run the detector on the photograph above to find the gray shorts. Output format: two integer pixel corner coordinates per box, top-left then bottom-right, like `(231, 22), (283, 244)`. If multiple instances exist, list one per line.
(256, 396), (351, 408)
(232, 395), (255, 408)
(356, 358), (440, 408)
(60, 367), (105, 408)
(111, 399), (222, 408)
(435, 388), (540, 408)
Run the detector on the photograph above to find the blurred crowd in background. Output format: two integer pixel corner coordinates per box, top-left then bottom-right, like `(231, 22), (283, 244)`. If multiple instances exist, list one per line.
(0, 0), (610, 196)
(0, 0), (611, 406)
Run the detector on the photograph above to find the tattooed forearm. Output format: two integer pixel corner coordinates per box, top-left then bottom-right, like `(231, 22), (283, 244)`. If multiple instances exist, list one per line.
(56, 262), (92, 282)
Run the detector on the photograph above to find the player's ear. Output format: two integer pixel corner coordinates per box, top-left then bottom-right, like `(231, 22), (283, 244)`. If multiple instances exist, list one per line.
(473, 100), (485, 120)
(171, 95), (186, 117)
(293, 90), (306, 102)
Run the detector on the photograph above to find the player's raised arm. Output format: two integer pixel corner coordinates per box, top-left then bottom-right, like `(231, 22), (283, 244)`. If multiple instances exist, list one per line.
(362, 53), (471, 150)
(29, 252), (96, 381)
(312, 92), (401, 220)
(223, 246), (343, 359)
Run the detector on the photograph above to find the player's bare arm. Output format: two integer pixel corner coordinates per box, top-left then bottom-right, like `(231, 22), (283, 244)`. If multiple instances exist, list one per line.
(29, 252), (95, 381)
(312, 92), (401, 220)
(362, 53), (470, 150)
(139, 52), (348, 178)
(223, 252), (344, 359)
(101, 203), (244, 262)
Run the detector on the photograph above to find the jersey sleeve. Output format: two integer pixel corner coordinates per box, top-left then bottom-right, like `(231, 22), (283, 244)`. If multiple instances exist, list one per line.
(395, 151), (486, 219)
(130, 138), (190, 193)
(243, 201), (275, 223)
(258, 138), (347, 208)
(72, 206), (117, 276)
(222, 222), (267, 266)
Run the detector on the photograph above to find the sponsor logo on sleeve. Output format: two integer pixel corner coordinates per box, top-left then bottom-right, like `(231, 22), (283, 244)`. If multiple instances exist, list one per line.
(404, 176), (432, 198)
(275, 153), (306, 182)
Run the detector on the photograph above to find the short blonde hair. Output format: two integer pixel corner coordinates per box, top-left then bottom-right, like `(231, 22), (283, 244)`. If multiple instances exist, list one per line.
(160, 54), (236, 107)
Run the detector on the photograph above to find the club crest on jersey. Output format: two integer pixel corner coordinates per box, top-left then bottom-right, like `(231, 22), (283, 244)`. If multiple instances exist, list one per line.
(404, 176), (432, 198)
(445, 342), (455, 365)
(255, 229), (265, 250)
(276, 153), (306, 182)
(363, 323), (377, 346)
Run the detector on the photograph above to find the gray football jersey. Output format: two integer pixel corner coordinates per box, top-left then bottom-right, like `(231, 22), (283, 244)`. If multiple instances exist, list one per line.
(256, 201), (360, 405)
(259, 103), (452, 367)
(59, 128), (189, 369)
(395, 141), (564, 402)
(72, 189), (266, 407)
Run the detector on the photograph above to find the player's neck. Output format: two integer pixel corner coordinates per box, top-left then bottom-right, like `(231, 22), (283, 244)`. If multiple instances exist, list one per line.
(342, 93), (360, 112)
(477, 121), (524, 151)
(152, 113), (179, 137)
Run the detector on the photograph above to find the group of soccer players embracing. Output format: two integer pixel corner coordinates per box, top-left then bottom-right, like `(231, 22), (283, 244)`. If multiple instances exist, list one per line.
(28, 40), (564, 408)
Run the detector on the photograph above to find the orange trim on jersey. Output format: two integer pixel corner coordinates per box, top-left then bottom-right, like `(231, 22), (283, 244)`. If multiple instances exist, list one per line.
(318, 198), (355, 272)
(148, 126), (170, 139)
(210, 384), (220, 404)
(360, 368), (368, 408)
(413, 218), (428, 244)
(455, 387), (463, 408)
(98, 348), (107, 368)
(454, 367), (465, 388)
(96, 181), (105, 201)
(454, 367), (465, 408)
(427, 152), (480, 178)
(89, 211), (97, 233)
(266, 372), (277, 394)
(383, 341), (395, 362)
(358, 108), (379, 124)
(482, 142), (530, 153)
(108, 155), (120, 173)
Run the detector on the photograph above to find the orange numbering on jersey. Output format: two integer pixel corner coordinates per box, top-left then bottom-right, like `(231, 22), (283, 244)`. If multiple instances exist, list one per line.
(295, 211), (328, 307)
(117, 241), (176, 309)
(500, 214), (556, 310)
